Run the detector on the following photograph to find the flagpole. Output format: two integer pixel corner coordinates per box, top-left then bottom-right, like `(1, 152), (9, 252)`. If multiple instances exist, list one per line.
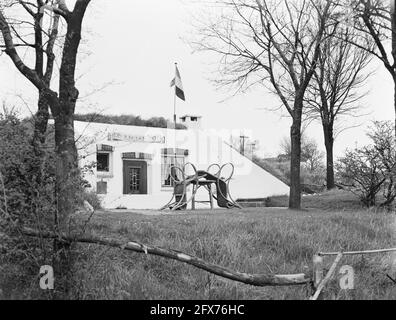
(173, 62), (177, 128)
(173, 63), (177, 182)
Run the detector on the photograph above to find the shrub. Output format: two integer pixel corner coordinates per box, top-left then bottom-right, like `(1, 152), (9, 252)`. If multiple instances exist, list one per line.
(336, 121), (395, 208)
(82, 190), (102, 210)
(0, 110), (89, 298)
(0, 111), (56, 298)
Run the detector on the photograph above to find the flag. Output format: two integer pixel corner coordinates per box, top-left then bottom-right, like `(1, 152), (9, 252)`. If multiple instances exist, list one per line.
(170, 64), (185, 101)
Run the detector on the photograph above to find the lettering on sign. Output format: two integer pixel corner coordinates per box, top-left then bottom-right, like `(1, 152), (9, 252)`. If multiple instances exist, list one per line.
(108, 132), (166, 144)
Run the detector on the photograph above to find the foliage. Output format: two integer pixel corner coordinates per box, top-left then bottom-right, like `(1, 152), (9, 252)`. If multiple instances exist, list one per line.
(82, 191), (102, 211)
(252, 157), (289, 186)
(254, 154), (326, 194)
(254, 136), (326, 192)
(367, 121), (396, 206)
(0, 111), (98, 298)
(279, 136), (325, 171)
(0, 111), (55, 225)
(337, 121), (395, 208)
(0, 111), (56, 299)
(73, 113), (187, 130)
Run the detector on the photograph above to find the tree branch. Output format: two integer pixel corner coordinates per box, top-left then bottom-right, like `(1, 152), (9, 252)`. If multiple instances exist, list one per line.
(0, 9), (45, 90)
(21, 227), (311, 287)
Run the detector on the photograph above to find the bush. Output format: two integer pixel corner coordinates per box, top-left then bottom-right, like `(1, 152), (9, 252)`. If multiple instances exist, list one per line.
(0, 110), (90, 298)
(336, 121), (395, 208)
(82, 191), (102, 210)
(0, 111), (56, 299)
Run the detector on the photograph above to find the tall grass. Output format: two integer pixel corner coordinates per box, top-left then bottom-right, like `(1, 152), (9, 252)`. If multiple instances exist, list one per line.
(2, 190), (394, 300)
(71, 205), (395, 300)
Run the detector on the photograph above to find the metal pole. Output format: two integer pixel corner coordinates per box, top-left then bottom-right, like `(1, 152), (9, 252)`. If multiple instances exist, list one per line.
(173, 62), (178, 128)
(240, 134), (249, 156)
(173, 86), (177, 126)
(173, 63), (177, 184)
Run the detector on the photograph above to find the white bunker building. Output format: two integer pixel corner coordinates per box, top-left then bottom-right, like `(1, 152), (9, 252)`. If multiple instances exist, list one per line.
(75, 115), (289, 209)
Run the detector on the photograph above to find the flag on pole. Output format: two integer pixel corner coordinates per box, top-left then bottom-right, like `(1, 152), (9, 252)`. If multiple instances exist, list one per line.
(170, 64), (185, 101)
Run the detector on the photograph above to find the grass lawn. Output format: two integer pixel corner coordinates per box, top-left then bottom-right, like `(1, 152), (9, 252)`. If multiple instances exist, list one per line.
(267, 189), (366, 211)
(71, 191), (396, 300)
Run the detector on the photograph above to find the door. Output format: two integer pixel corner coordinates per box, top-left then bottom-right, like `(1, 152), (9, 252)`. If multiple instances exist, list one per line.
(123, 160), (147, 195)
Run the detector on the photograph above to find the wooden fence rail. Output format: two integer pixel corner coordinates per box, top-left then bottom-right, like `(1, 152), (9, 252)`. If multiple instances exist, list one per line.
(318, 248), (396, 257)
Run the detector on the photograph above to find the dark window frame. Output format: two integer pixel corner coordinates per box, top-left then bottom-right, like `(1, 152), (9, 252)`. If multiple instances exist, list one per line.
(97, 152), (110, 172)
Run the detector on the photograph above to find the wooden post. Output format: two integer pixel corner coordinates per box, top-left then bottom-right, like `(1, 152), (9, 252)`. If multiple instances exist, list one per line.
(312, 254), (324, 295)
(310, 253), (343, 300)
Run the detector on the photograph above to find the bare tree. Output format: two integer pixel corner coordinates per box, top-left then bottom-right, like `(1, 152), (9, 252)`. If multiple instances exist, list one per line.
(192, 0), (335, 209)
(0, 1), (62, 153)
(0, 0), (91, 293)
(304, 24), (373, 190)
(280, 135), (324, 173)
(340, 0), (396, 136)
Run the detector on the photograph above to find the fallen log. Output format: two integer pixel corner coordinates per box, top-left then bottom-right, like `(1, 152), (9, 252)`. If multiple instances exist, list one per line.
(21, 227), (310, 287)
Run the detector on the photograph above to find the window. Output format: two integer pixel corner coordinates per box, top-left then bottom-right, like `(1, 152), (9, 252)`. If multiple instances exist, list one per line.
(161, 154), (185, 187)
(128, 167), (141, 192)
(97, 153), (110, 172)
(97, 181), (107, 194)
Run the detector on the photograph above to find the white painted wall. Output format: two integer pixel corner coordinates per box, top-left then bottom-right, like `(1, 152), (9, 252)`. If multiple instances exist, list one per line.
(74, 121), (289, 209)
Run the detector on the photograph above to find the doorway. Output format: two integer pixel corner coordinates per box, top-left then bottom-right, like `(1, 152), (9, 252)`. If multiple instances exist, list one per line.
(123, 160), (147, 195)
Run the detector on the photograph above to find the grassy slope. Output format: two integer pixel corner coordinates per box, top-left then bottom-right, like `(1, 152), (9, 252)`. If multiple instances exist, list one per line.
(72, 192), (396, 300)
(267, 189), (365, 210)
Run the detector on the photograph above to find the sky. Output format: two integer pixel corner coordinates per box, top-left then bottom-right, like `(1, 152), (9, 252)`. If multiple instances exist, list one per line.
(0, 0), (394, 158)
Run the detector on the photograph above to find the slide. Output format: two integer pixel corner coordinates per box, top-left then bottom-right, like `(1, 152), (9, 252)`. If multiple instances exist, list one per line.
(197, 171), (240, 209)
(161, 164), (241, 211)
(171, 175), (196, 210)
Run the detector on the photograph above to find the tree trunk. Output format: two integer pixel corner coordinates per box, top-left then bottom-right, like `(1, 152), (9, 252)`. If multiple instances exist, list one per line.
(323, 123), (335, 190)
(29, 91), (50, 188)
(54, 114), (78, 227)
(32, 91), (50, 151)
(52, 113), (79, 298)
(49, 4), (89, 296)
(392, 4), (396, 138)
(289, 102), (302, 210)
(394, 81), (396, 139)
